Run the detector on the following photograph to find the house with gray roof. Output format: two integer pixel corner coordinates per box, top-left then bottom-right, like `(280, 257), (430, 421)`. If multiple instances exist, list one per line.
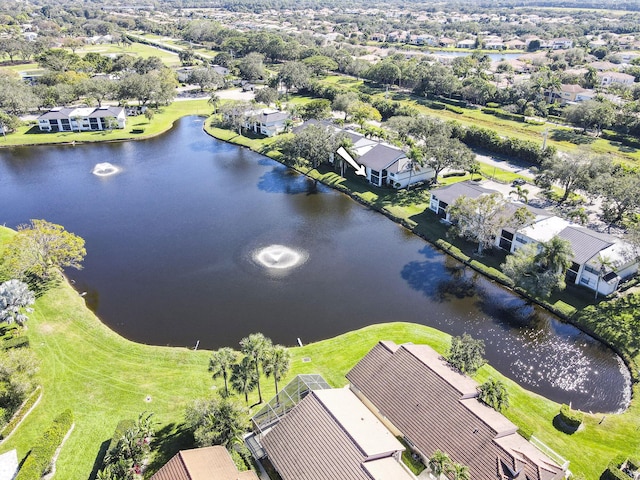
(347, 341), (568, 480)
(354, 143), (434, 188)
(429, 181), (638, 295)
(37, 106), (126, 132)
(243, 108), (290, 137)
(428, 181), (496, 220)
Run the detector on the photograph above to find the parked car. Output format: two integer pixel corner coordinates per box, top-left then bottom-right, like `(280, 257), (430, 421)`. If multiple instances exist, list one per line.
(512, 178), (526, 186)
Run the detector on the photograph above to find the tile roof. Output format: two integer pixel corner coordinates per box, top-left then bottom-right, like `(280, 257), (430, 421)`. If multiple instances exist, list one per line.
(261, 389), (412, 480)
(150, 445), (259, 480)
(346, 342), (565, 480)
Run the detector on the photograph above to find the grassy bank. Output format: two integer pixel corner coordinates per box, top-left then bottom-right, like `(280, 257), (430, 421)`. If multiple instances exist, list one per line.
(0, 100), (210, 148)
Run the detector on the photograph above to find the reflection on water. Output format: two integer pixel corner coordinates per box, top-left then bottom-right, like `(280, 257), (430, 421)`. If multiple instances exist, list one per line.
(0, 117), (630, 413)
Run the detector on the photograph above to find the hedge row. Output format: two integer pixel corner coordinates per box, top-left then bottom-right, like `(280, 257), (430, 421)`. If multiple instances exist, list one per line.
(427, 94), (468, 108)
(559, 404), (583, 429)
(15, 409), (73, 480)
(481, 107), (525, 123)
(1, 336), (29, 351)
(517, 425), (534, 440)
(450, 124), (556, 165)
(0, 386), (40, 441)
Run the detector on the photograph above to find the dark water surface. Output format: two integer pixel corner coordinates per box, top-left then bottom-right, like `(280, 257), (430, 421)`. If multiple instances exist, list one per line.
(0, 117), (630, 412)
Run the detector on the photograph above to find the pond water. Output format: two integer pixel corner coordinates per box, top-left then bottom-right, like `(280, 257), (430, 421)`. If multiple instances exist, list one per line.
(0, 117), (630, 412)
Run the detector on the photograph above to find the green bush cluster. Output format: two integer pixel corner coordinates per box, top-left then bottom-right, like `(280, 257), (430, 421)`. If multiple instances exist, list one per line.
(1, 336), (30, 350)
(0, 387), (40, 440)
(106, 419), (135, 456)
(15, 409), (73, 480)
(371, 98), (418, 120)
(430, 101), (447, 110)
(559, 404), (583, 429)
(481, 107), (525, 123)
(602, 456), (637, 480)
(469, 260), (511, 284)
(517, 425), (534, 440)
(601, 130), (640, 150)
(451, 124), (555, 165)
(445, 105), (465, 114)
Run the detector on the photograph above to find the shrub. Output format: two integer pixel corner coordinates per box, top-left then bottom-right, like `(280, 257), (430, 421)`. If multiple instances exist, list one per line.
(482, 107), (525, 123)
(517, 425), (533, 440)
(430, 102), (447, 110)
(442, 171), (466, 178)
(559, 404), (583, 429)
(106, 419), (135, 457)
(445, 105), (465, 114)
(486, 102), (500, 108)
(15, 409), (73, 480)
(0, 386), (40, 440)
(1, 336), (29, 350)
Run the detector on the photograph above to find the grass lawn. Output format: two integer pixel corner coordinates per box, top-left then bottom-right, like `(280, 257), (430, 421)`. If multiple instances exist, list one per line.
(0, 99), (212, 148)
(313, 76), (640, 166)
(78, 42), (181, 67)
(0, 227), (636, 479)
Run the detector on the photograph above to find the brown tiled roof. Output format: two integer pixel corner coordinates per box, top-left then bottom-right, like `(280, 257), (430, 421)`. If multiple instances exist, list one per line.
(346, 342), (565, 480)
(262, 392), (372, 480)
(150, 445), (259, 480)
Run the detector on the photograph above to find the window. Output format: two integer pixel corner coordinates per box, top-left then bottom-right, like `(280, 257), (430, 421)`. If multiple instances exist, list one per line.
(370, 169), (380, 185)
(584, 265), (599, 275)
(89, 118), (99, 130)
(580, 277), (591, 286)
(515, 234), (528, 244)
(60, 118), (71, 131)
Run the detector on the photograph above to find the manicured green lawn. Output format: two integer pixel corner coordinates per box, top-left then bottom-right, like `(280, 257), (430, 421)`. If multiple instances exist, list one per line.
(78, 42), (181, 66)
(0, 99), (212, 148)
(0, 247), (636, 479)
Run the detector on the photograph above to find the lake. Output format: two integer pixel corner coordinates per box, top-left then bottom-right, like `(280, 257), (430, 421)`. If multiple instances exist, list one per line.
(0, 117), (630, 412)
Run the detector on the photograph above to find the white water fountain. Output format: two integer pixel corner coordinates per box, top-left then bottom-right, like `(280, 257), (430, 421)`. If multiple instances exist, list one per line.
(92, 162), (120, 177)
(253, 244), (307, 271)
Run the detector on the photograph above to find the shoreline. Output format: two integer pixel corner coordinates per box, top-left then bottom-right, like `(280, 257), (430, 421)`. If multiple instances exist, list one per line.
(201, 119), (639, 390)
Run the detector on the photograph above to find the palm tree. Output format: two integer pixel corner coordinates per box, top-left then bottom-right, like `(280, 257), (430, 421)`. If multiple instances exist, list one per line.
(428, 449), (451, 478)
(230, 355), (258, 403)
(447, 463), (471, 480)
(594, 254), (614, 300)
(509, 185), (529, 203)
(468, 161), (481, 181)
(240, 333), (272, 404)
(478, 378), (510, 412)
(262, 344), (291, 395)
(209, 347), (237, 398)
(208, 92), (221, 114)
(538, 236), (573, 276)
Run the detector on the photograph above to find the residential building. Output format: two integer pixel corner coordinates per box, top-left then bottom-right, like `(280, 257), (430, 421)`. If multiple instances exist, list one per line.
(504, 39), (526, 50)
(551, 84), (592, 104)
(430, 181), (638, 295)
(506, 216), (638, 295)
(259, 388), (415, 480)
(369, 33), (386, 42)
(243, 108), (290, 137)
(439, 37), (456, 47)
(37, 106), (126, 132)
(598, 71), (636, 86)
(428, 181), (496, 220)
(347, 341), (568, 480)
(356, 143), (434, 188)
(456, 39), (476, 49)
(550, 37), (573, 49)
(151, 446), (259, 480)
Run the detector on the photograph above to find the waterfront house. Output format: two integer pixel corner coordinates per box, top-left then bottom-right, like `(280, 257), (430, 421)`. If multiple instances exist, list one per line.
(258, 388), (414, 480)
(428, 181), (496, 221)
(243, 108), (290, 137)
(356, 143), (434, 188)
(347, 341), (568, 480)
(37, 106), (126, 132)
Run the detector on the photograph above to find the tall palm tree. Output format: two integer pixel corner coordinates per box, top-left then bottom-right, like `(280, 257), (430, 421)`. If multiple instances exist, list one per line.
(509, 185), (529, 203)
(478, 378), (510, 412)
(428, 450), (451, 478)
(209, 347), (237, 398)
(240, 333), (272, 404)
(230, 355), (258, 404)
(262, 344), (291, 395)
(594, 254), (614, 300)
(448, 463), (471, 480)
(538, 236), (573, 275)
(208, 92), (221, 113)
